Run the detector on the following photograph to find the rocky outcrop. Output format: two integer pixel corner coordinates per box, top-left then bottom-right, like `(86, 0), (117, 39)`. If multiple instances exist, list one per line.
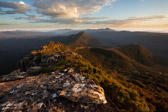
(60, 83), (107, 104)
(0, 71), (112, 112)
(0, 43), (120, 112)
(0, 49), (110, 111)
(0, 69), (28, 82)
(17, 51), (77, 72)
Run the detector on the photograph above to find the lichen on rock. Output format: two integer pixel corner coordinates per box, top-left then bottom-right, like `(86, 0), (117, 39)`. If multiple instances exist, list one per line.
(60, 83), (107, 104)
(0, 71), (107, 112)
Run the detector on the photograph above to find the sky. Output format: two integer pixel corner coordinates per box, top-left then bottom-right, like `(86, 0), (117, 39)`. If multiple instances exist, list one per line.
(0, 0), (168, 31)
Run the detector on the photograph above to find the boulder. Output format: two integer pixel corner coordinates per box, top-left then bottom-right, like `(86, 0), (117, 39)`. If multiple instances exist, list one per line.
(60, 83), (107, 104)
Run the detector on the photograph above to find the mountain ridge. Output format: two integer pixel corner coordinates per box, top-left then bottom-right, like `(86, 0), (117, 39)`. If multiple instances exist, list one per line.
(0, 41), (151, 112)
(0, 32), (168, 111)
(59, 32), (101, 47)
(77, 44), (168, 73)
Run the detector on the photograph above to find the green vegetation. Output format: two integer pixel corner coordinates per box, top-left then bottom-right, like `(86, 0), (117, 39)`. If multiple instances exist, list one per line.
(77, 48), (136, 72)
(31, 42), (151, 112)
(77, 45), (168, 73)
(76, 45), (168, 112)
(116, 72), (168, 112)
(32, 41), (70, 55)
(117, 44), (154, 66)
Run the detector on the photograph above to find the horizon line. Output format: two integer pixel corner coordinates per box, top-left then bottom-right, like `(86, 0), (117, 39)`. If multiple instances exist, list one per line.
(0, 28), (168, 33)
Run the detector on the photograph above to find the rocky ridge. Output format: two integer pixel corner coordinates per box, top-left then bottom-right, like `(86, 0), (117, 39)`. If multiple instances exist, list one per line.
(0, 44), (119, 112)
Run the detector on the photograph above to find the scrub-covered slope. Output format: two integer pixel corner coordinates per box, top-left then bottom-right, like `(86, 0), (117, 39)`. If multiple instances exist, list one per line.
(0, 42), (150, 112)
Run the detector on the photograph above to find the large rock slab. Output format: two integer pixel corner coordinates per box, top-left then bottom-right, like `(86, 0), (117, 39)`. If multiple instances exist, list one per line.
(0, 71), (109, 112)
(60, 83), (107, 104)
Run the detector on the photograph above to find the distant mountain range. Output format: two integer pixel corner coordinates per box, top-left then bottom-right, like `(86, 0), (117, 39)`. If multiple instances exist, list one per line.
(1, 29), (168, 57)
(0, 31), (168, 75)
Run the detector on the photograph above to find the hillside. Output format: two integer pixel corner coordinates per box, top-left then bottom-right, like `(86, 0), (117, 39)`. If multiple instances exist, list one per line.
(0, 42), (151, 112)
(116, 44), (154, 65)
(76, 44), (168, 111)
(77, 44), (168, 73)
(60, 32), (101, 47)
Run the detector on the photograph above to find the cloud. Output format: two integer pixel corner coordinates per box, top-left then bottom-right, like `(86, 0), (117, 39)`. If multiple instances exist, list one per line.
(80, 17), (108, 21)
(33, 16), (109, 24)
(14, 15), (40, 20)
(0, 1), (30, 14)
(32, 18), (84, 24)
(2, 0), (166, 28)
(93, 15), (168, 26)
(0, 0), (115, 25)
(33, 0), (116, 18)
(25, 15), (40, 20)
(34, 15), (168, 26)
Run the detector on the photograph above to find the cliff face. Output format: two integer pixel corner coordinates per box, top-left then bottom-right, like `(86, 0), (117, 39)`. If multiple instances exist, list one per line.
(0, 42), (119, 112)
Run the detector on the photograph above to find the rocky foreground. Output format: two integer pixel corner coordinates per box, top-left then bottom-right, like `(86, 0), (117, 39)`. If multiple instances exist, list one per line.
(0, 71), (115, 112)
(0, 47), (120, 112)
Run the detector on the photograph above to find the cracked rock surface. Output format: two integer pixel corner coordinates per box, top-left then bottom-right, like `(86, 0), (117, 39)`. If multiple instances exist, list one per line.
(0, 71), (118, 112)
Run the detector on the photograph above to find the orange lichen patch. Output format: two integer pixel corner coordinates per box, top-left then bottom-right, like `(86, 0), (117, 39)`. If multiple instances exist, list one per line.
(80, 91), (86, 96)
(60, 91), (66, 96)
(0, 80), (19, 92)
(72, 92), (78, 97)
(48, 106), (64, 112)
(88, 94), (99, 99)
